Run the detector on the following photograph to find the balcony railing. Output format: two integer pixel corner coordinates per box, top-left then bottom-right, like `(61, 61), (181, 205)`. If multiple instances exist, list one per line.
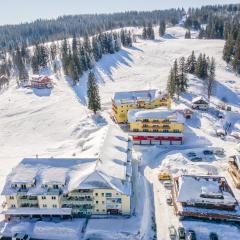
(61, 204), (93, 210)
(20, 203), (39, 208)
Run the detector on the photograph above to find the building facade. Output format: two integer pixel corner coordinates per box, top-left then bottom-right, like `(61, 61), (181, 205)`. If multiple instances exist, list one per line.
(112, 89), (171, 123)
(2, 125), (133, 219)
(172, 175), (240, 221)
(228, 155), (240, 189)
(128, 109), (184, 145)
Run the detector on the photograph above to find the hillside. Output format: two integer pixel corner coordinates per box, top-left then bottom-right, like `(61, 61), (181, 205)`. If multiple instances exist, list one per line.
(0, 26), (240, 239)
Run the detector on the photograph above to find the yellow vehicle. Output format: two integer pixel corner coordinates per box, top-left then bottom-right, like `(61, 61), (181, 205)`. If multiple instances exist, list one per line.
(158, 171), (171, 181)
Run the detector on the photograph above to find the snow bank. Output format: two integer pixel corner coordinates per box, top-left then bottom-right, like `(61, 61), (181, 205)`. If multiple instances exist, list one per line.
(33, 220), (83, 240)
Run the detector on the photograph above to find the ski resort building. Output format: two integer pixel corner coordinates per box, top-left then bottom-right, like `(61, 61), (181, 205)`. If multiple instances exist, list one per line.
(30, 75), (53, 89)
(1, 125), (133, 219)
(228, 155), (240, 189)
(128, 108), (185, 145)
(172, 175), (240, 221)
(112, 89), (171, 123)
(191, 96), (209, 110)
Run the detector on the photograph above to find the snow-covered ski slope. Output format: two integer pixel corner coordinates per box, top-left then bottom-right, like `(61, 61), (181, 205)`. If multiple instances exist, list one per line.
(0, 26), (240, 239)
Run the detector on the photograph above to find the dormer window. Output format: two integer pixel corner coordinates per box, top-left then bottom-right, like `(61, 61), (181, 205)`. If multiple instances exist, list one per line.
(53, 184), (59, 189)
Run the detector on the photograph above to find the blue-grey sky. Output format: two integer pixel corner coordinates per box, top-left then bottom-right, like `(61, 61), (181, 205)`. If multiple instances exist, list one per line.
(1, 0), (240, 25)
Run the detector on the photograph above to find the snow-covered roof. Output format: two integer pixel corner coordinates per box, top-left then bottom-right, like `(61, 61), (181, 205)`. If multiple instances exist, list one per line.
(192, 96), (209, 104)
(177, 175), (237, 206)
(11, 167), (38, 185)
(113, 89), (168, 105)
(234, 155), (240, 170)
(128, 108), (185, 123)
(2, 125), (132, 196)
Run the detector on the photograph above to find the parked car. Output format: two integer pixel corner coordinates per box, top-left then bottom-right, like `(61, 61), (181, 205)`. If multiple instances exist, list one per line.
(168, 225), (177, 239)
(163, 180), (173, 189)
(187, 230), (196, 240)
(187, 152), (197, 158)
(203, 150), (213, 155)
(158, 171), (171, 181)
(190, 157), (202, 162)
(217, 111), (224, 119)
(166, 195), (173, 205)
(209, 232), (218, 240)
(213, 148), (225, 157)
(178, 227), (186, 239)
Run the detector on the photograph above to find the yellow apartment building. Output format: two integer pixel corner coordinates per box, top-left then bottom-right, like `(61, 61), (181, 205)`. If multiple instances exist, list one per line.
(112, 89), (171, 123)
(128, 109), (185, 145)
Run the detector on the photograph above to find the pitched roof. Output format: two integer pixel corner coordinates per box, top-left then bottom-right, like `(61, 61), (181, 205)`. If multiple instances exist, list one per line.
(2, 125), (132, 196)
(192, 96), (209, 104)
(128, 108), (185, 123)
(113, 89), (168, 105)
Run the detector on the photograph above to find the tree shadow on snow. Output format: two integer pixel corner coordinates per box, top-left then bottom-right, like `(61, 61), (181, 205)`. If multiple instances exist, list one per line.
(94, 48), (134, 82)
(65, 47), (136, 106)
(32, 88), (52, 97)
(215, 80), (240, 107)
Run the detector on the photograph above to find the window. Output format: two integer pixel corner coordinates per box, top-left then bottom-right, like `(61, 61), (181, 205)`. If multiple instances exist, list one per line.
(133, 129), (139, 132)
(95, 193), (98, 196)
(9, 196), (14, 200)
(153, 129), (159, 132)
(96, 209), (99, 212)
(52, 204), (57, 208)
(143, 129), (149, 132)
(52, 196), (56, 200)
(102, 201), (105, 204)
(11, 204), (16, 208)
(96, 201), (99, 204)
(53, 184), (59, 189)
(106, 193), (112, 197)
(143, 124), (148, 127)
(43, 204), (47, 208)
(42, 196), (46, 200)
(101, 193), (104, 197)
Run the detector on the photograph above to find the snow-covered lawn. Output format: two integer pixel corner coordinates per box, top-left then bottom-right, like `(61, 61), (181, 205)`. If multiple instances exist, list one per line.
(0, 26), (240, 239)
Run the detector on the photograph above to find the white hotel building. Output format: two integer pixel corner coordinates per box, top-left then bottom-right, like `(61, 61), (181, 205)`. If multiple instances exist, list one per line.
(1, 125), (133, 219)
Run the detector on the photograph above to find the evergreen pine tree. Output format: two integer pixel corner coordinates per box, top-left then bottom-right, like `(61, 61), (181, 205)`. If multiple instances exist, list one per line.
(50, 43), (57, 62)
(142, 27), (147, 40)
(178, 57), (188, 93)
(187, 51), (197, 74)
(61, 38), (70, 75)
(207, 57), (216, 100)
(87, 71), (101, 114)
(159, 20), (166, 36)
(232, 33), (240, 74)
(147, 23), (155, 40)
(173, 59), (180, 99)
(195, 53), (203, 78)
(185, 30), (191, 39)
(223, 34), (234, 63)
(167, 68), (175, 98)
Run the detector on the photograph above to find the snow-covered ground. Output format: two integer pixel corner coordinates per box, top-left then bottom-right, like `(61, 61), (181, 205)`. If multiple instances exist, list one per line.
(0, 26), (240, 239)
